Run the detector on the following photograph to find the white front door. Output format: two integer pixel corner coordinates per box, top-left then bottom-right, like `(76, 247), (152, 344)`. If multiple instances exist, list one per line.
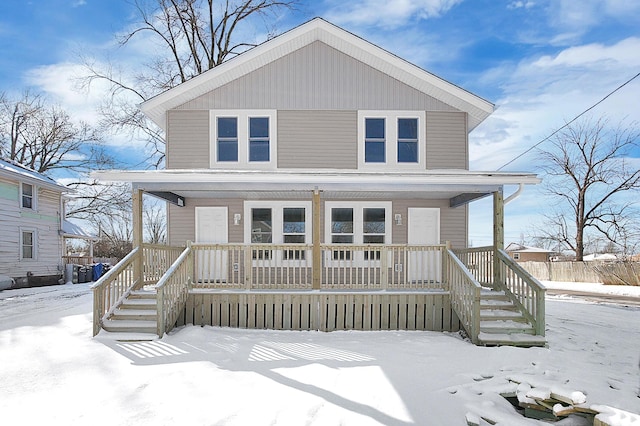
(195, 207), (228, 282)
(408, 208), (441, 282)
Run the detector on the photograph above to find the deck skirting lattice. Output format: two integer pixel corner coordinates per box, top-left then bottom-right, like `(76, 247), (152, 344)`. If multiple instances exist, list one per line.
(177, 291), (461, 332)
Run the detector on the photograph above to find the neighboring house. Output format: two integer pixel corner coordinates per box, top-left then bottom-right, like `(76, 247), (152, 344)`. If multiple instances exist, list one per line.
(0, 158), (70, 287)
(93, 18), (546, 346)
(505, 243), (553, 262)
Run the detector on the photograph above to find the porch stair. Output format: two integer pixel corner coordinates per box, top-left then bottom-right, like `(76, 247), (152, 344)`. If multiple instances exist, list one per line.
(476, 289), (546, 347)
(102, 290), (158, 334)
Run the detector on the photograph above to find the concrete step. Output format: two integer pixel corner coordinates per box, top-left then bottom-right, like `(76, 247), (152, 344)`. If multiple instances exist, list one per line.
(102, 319), (157, 334)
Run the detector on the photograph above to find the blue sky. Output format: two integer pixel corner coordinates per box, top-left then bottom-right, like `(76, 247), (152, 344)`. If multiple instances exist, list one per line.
(1, 0), (639, 246)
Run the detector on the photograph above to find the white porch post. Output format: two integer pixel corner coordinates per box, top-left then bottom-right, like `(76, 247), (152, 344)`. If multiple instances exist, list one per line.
(493, 190), (504, 288)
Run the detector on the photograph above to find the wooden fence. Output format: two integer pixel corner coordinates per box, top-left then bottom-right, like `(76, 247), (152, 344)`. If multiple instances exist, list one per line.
(519, 261), (640, 285)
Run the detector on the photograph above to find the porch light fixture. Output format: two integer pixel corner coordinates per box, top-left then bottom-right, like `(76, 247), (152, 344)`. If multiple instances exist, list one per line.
(394, 213), (402, 226)
(233, 213), (241, 225)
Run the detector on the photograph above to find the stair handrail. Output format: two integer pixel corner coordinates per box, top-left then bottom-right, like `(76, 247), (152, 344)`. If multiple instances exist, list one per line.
(91, 247), (141, 336)
(155, 245), (193, 337)
(445, 249), (482, 344)
(495, 249), (546, 336)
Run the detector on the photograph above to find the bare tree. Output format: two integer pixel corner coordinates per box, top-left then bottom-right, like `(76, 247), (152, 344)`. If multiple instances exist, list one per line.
(0, 91), (111, 173)
(144, 196), (167, 244)
(535, 117), (640, 260)
(80, 0), (298, 167)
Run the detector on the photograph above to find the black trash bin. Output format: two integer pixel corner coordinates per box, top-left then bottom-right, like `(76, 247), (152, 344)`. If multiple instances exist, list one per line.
(78, 266), (89, 283)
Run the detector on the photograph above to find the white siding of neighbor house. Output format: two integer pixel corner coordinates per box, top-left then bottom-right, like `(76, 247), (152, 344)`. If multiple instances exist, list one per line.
(175, 41), (459, 112)
(168, 196), (466, 248)
(0, 177), (63, 278)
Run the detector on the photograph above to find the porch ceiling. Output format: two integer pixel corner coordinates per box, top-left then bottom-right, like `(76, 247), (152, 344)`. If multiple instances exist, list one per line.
(92, 169), (540, 204)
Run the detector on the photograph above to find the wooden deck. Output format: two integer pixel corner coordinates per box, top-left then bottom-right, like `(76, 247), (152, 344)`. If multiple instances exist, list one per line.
(92, 243), (546, 347)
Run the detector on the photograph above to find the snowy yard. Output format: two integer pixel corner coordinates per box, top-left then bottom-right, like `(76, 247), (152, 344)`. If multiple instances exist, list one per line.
(0, 283), (638, 425)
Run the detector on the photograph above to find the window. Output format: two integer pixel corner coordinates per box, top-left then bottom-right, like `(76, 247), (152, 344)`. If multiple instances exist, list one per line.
(513, 253), (520, 260)
(21, 230), (34, 259)
(217, 117), (238, 162)
(363, 208), (385, 260)
(397, 118), (418, 163)
(326, 202), (391, 262)
(21, 183), (34, 209)
(331, 208), (354, 260)
(358, 111), (425, 169)
(249, 117), (270, 162)
(283, 208), (305, 259)
(251, 208), (272, 259)
(211, 110), (276, 168)
(365, 118), (385, 163)
(244, 201), (311, 262)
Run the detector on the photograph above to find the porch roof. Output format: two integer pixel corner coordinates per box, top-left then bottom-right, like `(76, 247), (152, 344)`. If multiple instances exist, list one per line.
(92, 169), (540, 205)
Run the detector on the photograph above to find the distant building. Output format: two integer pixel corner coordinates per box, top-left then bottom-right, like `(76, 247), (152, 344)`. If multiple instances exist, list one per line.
(505, 243), (553, 262)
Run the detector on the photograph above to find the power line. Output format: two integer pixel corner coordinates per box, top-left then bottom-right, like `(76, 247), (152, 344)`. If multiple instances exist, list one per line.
(497, 71), (640, 171)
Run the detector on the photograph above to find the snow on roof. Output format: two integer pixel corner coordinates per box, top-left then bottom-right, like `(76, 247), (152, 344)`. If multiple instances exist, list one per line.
(505, 242), (554, 253)
(583, 253), (618, 261)
(0, 158), (68, 192)
(62, 219), (99, 240)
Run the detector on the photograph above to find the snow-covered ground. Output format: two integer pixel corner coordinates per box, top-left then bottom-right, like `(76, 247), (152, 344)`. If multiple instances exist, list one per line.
(0, 282), (638, 425)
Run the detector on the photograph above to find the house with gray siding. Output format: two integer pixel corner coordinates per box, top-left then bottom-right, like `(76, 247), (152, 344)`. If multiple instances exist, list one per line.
(92, 18), (546, 347)
(0, 158), (69, 287)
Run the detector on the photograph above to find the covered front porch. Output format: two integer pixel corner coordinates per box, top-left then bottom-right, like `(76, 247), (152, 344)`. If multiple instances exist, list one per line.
(91, 169), (546, 346)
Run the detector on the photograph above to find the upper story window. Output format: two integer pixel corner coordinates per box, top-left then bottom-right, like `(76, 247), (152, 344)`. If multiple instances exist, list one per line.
(358, 111), (425, 170)
(21, 183), (34, 209)
(211, 110), (276, 169)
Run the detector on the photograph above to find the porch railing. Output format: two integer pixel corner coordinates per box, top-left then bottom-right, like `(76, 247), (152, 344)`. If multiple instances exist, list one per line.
(445, 249), (481, 344)
(156, 245), (193, 336)
(454, 246), (546, 336)
(91, 244), (184, 336)
(189, 243), (447, 290)
(91, 247), (140, 336)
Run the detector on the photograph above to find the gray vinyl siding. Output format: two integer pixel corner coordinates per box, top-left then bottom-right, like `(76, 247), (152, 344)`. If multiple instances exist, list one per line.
(391, 199), (467, 248)
(176, 41), (458, 113)
(0, 177), (63, 278)
(166, 110), (210, 169)
(278, 110), (357, 169)
(426, 111), (468, 169)
(168, 198), (244, 245)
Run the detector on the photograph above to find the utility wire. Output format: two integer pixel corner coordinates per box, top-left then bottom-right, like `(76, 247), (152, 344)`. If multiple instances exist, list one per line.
(497, 71), (640, 171)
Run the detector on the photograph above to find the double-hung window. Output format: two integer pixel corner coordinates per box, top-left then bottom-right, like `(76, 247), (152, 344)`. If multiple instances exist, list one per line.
(359, 111), (425, 169)
(21, 230), (35, 259)
(251, 208), (272, 259)
(283, 208), (305, 260)
(211, 110), (276, 168)
(21, 183), (34, 209)
(217, 117), (239, 162)
(330, 208), (354, 260)
(397, 118), (418, 163)
(364, 118), (385, 163)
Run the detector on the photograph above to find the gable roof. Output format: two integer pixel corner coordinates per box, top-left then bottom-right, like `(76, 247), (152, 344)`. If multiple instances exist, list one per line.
(0, 158), (69, 192)
(141, 17), (494, 132)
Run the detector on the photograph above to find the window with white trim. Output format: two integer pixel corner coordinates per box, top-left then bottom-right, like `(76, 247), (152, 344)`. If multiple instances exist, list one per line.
(358, 111), (425, 170)
(325, 202), (392, 262)
(21, 183), (35, 209)
(244, 201), (312, 262)
(211, 110), (276, 168)
(21, 229), (35, 260)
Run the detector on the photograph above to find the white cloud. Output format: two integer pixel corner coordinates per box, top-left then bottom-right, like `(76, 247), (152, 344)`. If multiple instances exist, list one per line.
(507, 1), (535, 10)
(324, 0), (463, 29)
